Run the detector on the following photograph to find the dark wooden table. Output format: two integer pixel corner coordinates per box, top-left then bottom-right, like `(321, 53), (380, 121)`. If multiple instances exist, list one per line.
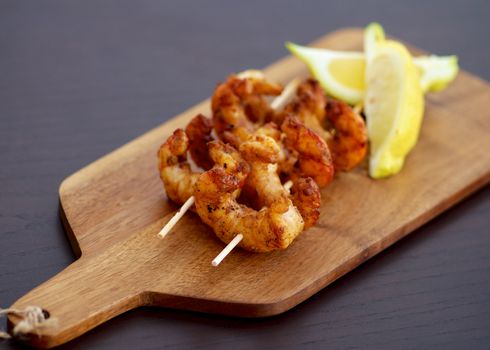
(1, 1), (489, 349)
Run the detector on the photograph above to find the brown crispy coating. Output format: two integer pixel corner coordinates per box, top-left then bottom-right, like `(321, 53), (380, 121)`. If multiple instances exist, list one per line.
(211, 75), (282, 147)
(325, 98), (368, 171)
(281, 115), (334, 188)
(185, 114), (214, 170)
(275, 78), (331, 141)
(158, 129), (200, 205)
(194, 138), (305, 252)
(290, 177), (321, 229)
(280, 78), (368, 171)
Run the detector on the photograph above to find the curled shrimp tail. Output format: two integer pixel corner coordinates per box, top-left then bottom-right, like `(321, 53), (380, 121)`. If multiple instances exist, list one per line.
(212, 79), (254, 146)
(290, 177), (321, 229)
(239, 135), (288, 211)
(207, 140), (250, 183)
(240, 134), (281, 164)
(275, 79), (330, 142)
(255, 122), (281, 141)
(185, 114), (214, 170)
(281, 115), (335, 188)
(296, 78), (327, 122)
(325, 98), (368, 171)
(158, 129), (199, 204)
(211, 75), (283, 146)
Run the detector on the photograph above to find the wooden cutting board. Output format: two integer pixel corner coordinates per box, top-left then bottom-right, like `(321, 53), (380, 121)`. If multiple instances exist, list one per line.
(8, 28), (490, 348)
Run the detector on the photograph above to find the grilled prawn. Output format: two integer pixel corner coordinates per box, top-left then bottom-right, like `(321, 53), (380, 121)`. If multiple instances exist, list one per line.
(194, 137), (307, 252)
(211, 74), (282, 147)
(281, 78), (368, 171)
(158, 114), (214, 204)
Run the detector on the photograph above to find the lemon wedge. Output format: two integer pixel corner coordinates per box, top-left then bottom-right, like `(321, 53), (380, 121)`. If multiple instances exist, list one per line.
(286, 43), (458, 103)
(364, 22), (385, 60)
(415, 55), (459, 92)
(286, 42), (365, 104)
(287, 23), (458, 178)
(364, 22), (459, 94)
(364, 28), (424, 178)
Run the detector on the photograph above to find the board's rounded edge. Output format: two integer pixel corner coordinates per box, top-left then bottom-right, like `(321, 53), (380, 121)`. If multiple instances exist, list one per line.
(145, 291), (297, 318)
(58, 190), (82, 259)
(145, 284), (325, 318)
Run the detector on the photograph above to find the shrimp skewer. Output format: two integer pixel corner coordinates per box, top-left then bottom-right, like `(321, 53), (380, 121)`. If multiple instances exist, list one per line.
(157, 77), (298, 239)
(195, 138), (304, 253)
(158, 76), (323, 266)
(212, 75), (334, 186)
(204, 134), (320, 264)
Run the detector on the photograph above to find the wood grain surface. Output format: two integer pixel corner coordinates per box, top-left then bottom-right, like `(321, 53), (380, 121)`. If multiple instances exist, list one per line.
(2, 1), (490, 350)
(5, 27), (490, 348)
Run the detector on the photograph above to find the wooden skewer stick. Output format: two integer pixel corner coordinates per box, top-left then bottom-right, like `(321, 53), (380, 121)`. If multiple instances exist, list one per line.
(211, 234), (244, 267)
(236, 69), (265, 80)
(236, 71), (299, 110)
(157, 196), (195, 239)
(270, 77), (301, 111)
(157, 76), (299, 239)
(211, 180), (293, 267)
(353, 102), (363, 115)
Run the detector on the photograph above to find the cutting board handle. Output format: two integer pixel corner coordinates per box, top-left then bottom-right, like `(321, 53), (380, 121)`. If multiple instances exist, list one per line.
(8, 256), (144, 349)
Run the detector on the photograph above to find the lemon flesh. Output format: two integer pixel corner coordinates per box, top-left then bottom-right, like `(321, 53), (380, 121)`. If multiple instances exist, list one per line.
(365, 41), (424, 178)
(286, 42), (365, 104)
